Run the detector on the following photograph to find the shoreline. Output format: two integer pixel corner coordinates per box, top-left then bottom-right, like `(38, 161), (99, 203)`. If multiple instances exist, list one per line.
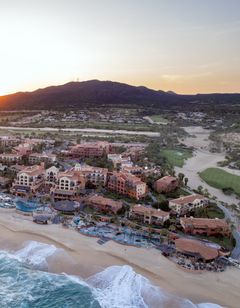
(0, 209), (239, 307)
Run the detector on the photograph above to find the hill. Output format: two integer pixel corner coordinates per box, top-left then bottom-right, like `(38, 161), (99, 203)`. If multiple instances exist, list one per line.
(0, 80), (239, 110)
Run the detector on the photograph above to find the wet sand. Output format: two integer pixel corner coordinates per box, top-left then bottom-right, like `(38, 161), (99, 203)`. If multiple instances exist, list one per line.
(0, 209), (239, 307)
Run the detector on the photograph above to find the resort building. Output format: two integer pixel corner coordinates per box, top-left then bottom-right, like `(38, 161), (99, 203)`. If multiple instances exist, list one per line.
(85, 195), (123, 214)
(73, 164), (108, 187)
(129, 204), (170, 225)
(107, 171), (147, 200)
(154, 176), (179, 193)
(169, 194), (208, 215)
(107, 154), (133, 168)
(11, 163), (45, 196)
(13, 143), (33, 156)
(180, 217), (231, 237)
(29, 152), (57, 165)
(122, 146), (144, 161)
(0, 153), (23, 164)
(107, 154), (124, 168)
(0, 136), (21, 147)
(67, 141), (110, 158)
(50, 170), (85, 201)
(45, 166), (59, 184)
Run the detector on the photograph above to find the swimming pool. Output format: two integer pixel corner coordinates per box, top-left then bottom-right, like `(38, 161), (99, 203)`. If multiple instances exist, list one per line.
(16, 199), (41, 213)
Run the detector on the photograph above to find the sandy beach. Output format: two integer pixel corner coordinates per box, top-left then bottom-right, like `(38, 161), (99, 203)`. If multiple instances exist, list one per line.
(0, 208), (239, 307)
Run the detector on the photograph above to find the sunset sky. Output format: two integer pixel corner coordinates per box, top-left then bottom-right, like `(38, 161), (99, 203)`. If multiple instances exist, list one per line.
(0, 0), (240, 95)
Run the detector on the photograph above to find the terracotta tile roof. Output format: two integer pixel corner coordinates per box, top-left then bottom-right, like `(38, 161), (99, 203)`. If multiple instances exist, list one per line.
(110, 171), (145, 185)
(122, 166), (143, 172)
(29, 152), (56, 158)
(155, 176), (177, 185)
(87, 195), (122, 209)
(19, 164), (45, 176)
(175, 238), (219, 260)
(57, 170), (84, 181)
(180, 217), (229, 229)
(132, 204), (169, 218)
(170, 194), (206, 206)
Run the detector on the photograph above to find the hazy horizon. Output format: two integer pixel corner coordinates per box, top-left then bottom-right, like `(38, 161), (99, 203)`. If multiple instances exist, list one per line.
(1, 0), (240, 95)
(1, 79), (240, 97)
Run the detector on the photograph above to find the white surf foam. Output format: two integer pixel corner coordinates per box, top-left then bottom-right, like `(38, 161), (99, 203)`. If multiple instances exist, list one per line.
(87, 265), (222, 308)
(12, 240), (59, 268)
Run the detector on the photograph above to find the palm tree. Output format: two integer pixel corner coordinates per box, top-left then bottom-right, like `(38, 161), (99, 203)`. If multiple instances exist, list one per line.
(169, 225), (176, 232)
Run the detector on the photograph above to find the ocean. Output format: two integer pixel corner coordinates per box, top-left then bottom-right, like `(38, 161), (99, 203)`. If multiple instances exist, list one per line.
(0, 241), (222, 308)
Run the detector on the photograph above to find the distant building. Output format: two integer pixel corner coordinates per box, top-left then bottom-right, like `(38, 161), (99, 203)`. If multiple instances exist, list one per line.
(29, 152), (57, 165)
(85, 195), (123, 214)
(154, 176), (179, 193)
(107, 171), (147, 200)
(107, 153), (132, 167)
(13, 143), (33, 156)
(67, 141), (110, 158)
(0, 136), (21, 147)
(122, 146), (144, 161)
(129, 204), (169, 225)
(11, 163), (45, 196)
(180, 217), (231, 237)
(0, 153), (23, 164)
(107, 154), (124, 168)
(169, 194), (208, 215)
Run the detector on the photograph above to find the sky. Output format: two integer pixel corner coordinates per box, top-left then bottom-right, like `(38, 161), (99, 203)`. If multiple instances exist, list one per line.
(0, 0), (240, 95)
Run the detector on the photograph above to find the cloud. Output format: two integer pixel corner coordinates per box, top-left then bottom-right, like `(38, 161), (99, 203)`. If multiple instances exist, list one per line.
(161, 72), (212, 82)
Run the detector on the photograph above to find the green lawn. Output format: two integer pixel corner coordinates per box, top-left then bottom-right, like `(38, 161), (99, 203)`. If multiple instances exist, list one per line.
(199, 168), (240, 196)
(194, 204), (225, 219)
(161, 149), (192, 167)
(150, 115), (168, 124)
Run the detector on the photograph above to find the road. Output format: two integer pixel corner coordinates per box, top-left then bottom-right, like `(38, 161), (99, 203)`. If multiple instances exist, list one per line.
(0, 126), (160, 137)
(217, 202), (240, 259)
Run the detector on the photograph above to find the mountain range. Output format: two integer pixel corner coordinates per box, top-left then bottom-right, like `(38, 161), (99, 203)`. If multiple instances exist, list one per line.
(0, 80), (239, 110)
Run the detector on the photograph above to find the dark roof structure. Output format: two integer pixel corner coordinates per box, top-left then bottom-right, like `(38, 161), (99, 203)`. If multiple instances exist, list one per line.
(53, 200), (80, 213)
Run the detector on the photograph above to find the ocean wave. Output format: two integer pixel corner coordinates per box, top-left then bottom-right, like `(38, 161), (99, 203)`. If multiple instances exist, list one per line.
(0, 241), (223, 308)
(8, 240), (60, 270)
(87, 265), (222, 308)
(0, 249), (99, 308)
